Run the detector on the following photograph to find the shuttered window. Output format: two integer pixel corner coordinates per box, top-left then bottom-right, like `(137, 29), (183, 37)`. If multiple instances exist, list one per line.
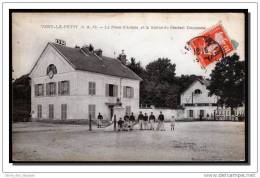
(123, 86), (134, 98)
(49, 104), (54, 119)
(61, 104), (67, 120)
(89, 82), (96, 95)
(105, 84), (118, 97)
(35, 84), (44, 96)
(58, 81), (70, 95)
(46, 82), (56, 96)
(37, 105), (42, 118)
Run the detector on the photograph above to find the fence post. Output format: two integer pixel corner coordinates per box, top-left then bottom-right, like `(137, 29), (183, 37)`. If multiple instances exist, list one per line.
(89, 114), (92, 131)
(114, 115), (117, 131)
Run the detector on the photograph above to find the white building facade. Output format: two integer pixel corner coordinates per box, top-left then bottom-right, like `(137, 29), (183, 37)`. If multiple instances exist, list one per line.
(180, 79), (218, 119)
(29, 40), (142, 121)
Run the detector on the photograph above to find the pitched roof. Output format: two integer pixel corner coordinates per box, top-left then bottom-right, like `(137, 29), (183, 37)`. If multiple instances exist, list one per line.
(181, 78), (211, 94)
(50, 42), (142, 81)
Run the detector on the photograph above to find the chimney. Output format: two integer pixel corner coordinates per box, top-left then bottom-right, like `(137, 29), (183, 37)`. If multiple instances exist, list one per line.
(94, 49), (102, 57)
(55, 39), (66, 46)
(81, 44), (94, 55)
(117, 50), (127, 65)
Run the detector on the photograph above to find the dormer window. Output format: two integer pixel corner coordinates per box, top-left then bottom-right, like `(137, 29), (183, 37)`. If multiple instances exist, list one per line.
(194, 89), (202, 94)
(47, 64), (57, 79)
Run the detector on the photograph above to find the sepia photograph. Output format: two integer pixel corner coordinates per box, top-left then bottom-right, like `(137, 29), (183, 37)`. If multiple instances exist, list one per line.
(10, 10), (248, 163)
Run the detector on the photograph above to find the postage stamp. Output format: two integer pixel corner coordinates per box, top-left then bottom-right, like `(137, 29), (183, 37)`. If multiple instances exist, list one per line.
(187, 23), (234, 68)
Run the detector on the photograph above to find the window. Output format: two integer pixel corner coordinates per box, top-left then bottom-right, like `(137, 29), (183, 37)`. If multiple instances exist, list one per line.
(35, 84), (44, 96)
(61, 104), (67, 120)
(46, 82), (56, 96)
(194, 89), (202, 94)
(88, 105), (96, 118)
(188, 110), (194, 118)
(123, 86), (134, 98)
(49, 104), (54, 119)
(46, 64), (57, 75)
(199, 110), (205, 117)
(89, 82), (96, 95)
(125, 106), (131, 115)
(105, 84), (118, 97)
(37, 105), (42, 118)
(58, 81), (70, 95)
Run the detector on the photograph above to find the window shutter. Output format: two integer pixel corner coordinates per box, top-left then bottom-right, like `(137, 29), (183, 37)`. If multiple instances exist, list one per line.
(54, 83), (56, 95)
(42, 84), (44, 96)
(67, 81), (70, 95)
(46, 83), (50, 96)
(105, 84), (109, 96)
(88, 82), (91, 95)
(58, 82), (61, 95)
(123, 86), (126, 98)
(131, 87), (134, 98)
(114, 85), (118, 97)
(93, 82), (96, 95)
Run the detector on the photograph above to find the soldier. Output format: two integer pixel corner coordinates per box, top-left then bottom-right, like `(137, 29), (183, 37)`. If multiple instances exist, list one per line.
(149, 112), (156, 130)
(143, 113), (149, 130)
(138, 111), (144, 130)
(97, 112), (103, 128)
(123, 113), (130, 131)
(129, 112), (135, 130)
(117, 118), (124, 131)
(157, 111), (165, 131)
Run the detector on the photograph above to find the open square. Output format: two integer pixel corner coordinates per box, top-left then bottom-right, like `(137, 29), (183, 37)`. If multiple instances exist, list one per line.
(12, 121), (245, 162)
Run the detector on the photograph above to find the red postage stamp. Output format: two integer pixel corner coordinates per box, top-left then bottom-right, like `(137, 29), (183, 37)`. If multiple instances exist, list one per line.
(187, 23), (234, 68)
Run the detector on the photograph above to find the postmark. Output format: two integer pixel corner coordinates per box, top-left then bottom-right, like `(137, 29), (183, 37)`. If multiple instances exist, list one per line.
(187, 23), (234, 68)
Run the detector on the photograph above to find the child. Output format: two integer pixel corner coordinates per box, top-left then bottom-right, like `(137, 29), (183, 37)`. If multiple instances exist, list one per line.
(171, 116), (176, 131)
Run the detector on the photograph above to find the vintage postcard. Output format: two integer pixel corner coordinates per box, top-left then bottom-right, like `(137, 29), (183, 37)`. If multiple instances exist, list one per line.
(11, 10), (247, 163)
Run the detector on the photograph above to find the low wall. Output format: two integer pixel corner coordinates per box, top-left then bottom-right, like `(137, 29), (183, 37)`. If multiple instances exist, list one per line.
(138, 108), (184, 121)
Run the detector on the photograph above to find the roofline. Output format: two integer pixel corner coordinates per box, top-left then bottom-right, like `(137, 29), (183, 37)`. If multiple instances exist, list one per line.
(180, 78), (204, 95)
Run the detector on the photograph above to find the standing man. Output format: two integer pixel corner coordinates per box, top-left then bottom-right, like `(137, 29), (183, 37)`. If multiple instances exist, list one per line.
(149, 112), (156, 130)
(157, 111), (165, 131)
(124, 113), (130, 131)
(97, 112), (103, 128)
(129, 112), (135, 130)
(143, 113), (149, 130)
(138, 111), (144, 130)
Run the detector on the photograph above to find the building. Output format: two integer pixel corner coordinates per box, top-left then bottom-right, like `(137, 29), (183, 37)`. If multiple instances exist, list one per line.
(180, 78), (218, 119)
(29, 39), (142, 121)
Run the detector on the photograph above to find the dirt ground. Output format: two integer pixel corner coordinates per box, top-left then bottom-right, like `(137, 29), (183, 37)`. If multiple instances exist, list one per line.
(12, 121), (245, 162)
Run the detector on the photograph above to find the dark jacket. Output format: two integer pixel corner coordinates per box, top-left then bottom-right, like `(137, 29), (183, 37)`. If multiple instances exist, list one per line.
(118, 120), (124, 127)
(149, 114), (155, 122)
(158, 114), (164, 121)
(138, 113), (144, 121)
(143, 115), (148, 121)
(129, 115), (135, 122)
(97, 114), (103, 120)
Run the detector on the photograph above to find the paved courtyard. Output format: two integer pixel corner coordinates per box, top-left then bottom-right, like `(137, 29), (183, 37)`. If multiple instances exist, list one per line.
(12, 121), (245, 162)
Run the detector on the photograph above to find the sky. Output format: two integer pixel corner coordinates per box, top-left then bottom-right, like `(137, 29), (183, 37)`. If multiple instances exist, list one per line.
(12, 12), (245, 79)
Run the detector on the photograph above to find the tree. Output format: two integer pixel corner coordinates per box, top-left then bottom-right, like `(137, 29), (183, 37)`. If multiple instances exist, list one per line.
(207, 53), (245, 115)
(146, 58), (176, 85)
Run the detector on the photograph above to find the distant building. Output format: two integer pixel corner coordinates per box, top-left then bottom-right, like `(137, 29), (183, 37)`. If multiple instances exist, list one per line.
(180, 78), (218, 119)
(29, 39), (142, 121)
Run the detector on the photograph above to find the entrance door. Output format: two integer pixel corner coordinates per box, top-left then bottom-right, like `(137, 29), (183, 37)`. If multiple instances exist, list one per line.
(110, 107), (114, 120)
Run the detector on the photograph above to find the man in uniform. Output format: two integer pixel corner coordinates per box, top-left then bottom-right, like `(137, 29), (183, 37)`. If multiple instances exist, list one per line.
(149, 112), (156, 130)
(129, 112), (135, 130)
(138, 111), (144, 130)
(157, 111), (165, 131)
(143, 113), (149, 130)
(97, 112), (103, 128)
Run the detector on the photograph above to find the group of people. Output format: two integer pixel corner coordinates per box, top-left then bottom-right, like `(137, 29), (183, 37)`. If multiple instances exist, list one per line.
(96, 111), (176, 131)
